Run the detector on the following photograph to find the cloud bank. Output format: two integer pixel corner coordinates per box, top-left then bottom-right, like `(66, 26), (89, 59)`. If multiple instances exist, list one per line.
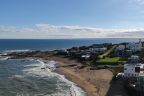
(0, 24), (144, 39)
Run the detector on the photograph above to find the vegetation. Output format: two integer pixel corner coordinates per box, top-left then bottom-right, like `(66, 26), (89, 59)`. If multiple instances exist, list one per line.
(97, 57), (121, 63)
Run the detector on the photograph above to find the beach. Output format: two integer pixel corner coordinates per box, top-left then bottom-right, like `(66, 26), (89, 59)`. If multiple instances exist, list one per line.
(50, 56), (113, 96)
(7, 52), (114, 96)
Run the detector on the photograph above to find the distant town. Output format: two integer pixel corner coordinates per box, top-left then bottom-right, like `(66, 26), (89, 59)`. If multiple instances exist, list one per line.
(51, 39), (144, 96)
(52, 39), (144, 65)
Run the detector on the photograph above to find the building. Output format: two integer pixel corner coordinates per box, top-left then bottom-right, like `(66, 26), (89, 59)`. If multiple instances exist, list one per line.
(90, 47), (107, 53)
(124, 55), (144, 77)
(81, 54), (91, 60)
(54, 49), (69, 55)
(116, 45), (125, 51)
(126, 39), (143, 52)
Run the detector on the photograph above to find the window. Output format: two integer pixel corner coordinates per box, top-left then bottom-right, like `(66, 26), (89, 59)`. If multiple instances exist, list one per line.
(135, 67), (140, 73)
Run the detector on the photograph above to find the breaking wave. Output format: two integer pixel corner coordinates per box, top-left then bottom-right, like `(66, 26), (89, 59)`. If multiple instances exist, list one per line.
(0, 57), (86, 96)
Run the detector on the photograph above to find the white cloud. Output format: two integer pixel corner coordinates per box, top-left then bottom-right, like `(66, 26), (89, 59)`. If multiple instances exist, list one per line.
(0, 24), (144, 39)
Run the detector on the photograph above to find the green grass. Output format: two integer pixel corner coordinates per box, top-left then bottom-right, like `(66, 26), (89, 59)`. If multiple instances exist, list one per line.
(97, 57), (121, 63)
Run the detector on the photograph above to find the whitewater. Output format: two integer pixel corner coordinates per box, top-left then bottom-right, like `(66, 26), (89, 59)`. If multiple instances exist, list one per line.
(0, 55), (86, 96)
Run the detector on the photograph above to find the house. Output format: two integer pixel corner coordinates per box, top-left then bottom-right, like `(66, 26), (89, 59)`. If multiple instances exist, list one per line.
(116, 50), (125, 57)
(126, 39), (143, 52)
(90, 47), (107, 53)
(81, 54), (91, 60)
(116, 45), (125, 51)
(113, 45), (125, 57)
(125, 50), (133, 57)
(124, 55), (144, 77)
(69, 50), (81, 58)
(54, 49), (69, 55)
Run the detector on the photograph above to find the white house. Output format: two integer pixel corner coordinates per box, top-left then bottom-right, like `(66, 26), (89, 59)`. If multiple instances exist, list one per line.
(126, 40), (143, 52)
(124, 55), (144, 77)
(81, 54), (91, 60)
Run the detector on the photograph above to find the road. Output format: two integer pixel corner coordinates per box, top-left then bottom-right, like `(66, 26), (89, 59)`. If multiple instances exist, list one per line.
(99, 45), (117, 58)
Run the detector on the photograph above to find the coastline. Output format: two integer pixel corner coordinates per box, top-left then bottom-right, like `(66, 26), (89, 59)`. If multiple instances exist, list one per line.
(6, 52), (114, 96)
(48, 56), (113, 96)
(1, 38), (141, 96)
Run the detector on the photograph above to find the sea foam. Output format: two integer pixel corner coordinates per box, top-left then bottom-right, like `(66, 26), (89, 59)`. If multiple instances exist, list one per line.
(23, 58), (86, 96)
(0, 56), (86, 96)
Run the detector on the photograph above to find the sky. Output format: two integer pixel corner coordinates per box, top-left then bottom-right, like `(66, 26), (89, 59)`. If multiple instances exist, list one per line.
(0, 0), (144, 39)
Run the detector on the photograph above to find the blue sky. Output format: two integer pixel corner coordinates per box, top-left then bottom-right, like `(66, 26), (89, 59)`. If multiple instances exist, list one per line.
(0, 0), (144, 38)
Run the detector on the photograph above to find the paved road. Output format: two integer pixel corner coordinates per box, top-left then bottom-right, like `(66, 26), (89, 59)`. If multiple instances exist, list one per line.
(99, 45), (117, 58)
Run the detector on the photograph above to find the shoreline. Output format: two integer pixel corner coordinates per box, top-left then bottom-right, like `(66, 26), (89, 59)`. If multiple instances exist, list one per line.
(54, 67), (87, 96)
(6, 52), (114, 96)
(48, 56), (113, 96)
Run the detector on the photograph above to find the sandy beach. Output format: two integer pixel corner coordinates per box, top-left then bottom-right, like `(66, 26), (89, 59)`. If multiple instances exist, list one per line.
(8, 52), (114, 96)
(49, 56), (113, 96)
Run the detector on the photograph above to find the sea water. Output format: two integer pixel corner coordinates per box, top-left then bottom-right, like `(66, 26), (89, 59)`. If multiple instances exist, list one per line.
(0, 38), (141, 51)
(0, 56), (86, 96)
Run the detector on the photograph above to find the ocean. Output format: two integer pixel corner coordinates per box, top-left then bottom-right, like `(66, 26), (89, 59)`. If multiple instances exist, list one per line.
(0, 38), (142, 96)
(0, 38), (141, 51)
(0, 57), (86, 96)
